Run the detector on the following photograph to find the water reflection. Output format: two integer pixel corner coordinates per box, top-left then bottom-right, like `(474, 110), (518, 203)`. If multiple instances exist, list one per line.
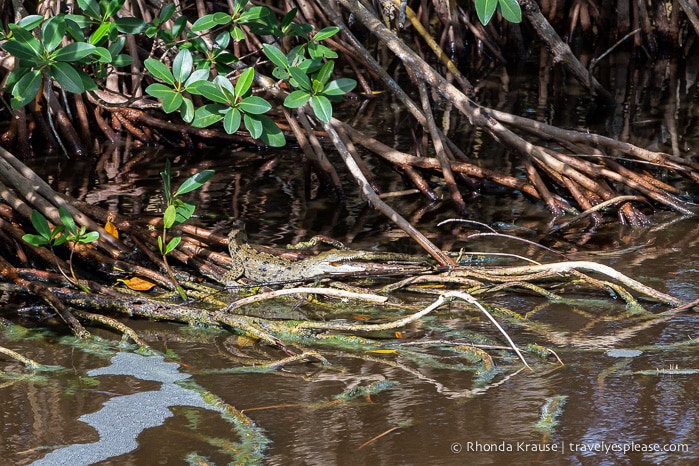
(3, 47), (699, 465)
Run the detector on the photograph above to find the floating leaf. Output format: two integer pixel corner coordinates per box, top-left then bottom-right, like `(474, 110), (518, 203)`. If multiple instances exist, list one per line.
(369, 349), (398, 354)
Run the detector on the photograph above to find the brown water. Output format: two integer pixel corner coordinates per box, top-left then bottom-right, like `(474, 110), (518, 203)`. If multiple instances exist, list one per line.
(2, 49), (699, 465)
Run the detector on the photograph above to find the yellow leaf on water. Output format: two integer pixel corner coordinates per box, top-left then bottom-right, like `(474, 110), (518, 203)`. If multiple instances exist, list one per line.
(369, 349), (398, 354)
(118, 276), (157, 291)
(104, 216), (119, 239)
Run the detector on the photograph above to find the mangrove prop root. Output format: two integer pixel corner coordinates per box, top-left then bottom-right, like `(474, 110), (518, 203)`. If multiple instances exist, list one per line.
(224, 287), (388, 312)
(72, 310), (149, 348)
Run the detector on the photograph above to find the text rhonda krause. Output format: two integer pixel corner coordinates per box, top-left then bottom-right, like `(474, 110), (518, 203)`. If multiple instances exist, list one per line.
(464, 441), (690, 454)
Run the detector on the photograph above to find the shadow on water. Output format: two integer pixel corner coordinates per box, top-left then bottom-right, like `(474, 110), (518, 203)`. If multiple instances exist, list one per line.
(2, 49), (699, 465)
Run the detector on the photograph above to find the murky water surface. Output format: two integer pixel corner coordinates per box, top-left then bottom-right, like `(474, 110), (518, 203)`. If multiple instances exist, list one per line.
(2, 51), (699, 465)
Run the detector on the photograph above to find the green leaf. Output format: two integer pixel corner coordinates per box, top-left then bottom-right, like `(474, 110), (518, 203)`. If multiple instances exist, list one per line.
(223, 108), (242, 133)
(313, 79), (326, 95)
(172, 49), (192, 84)
(180, 98), (194, 123)
(310, 95), (332, 123)
(65, 14), (93, 29)
(50, 62), (87, 93)
(238, 96), (271, 114)
(280, 8), (298, 33)
(174, 200), (196, 224)
(234, 67), (254, 98)
(289, 23), (314, 37)
(92, 47), (113, 63)
(498, 0), (522, 23)
(53, 42), (97, 61)
(58, 206), (77, 235)
(315, 60), (334, 86)
(80, 231), (100, 243)
(289, 67), (311, 92)
(257, 115), (286, 147)
(308, 43), (337, 59)
(163, 204), (177, 228)
(232, 0), (249, 16)
(296, 57), (322, 74)
(171, 16), (187, 38)
(108, 52), (131, 67)
(145, 83), (174, 99)
(77, 68), (98, 91)
(2, 39), (42, 63)
(114, 17), (147, 34)
(238, 6), (272, 24)
(145, 58), (175, 86)
(159, 3), (176, 22)
(22, 233), (51, 247)
(230, 26), (245, 42)
(30, 210), (52, 239)
(64, 17), (86, 42)
(192, 104), (226, 127)
(77, 0), (102, 19)
(185, 80), (216, 98)
(283, 90), (311, 108)
(17, 15), (44, 30)
(108, 35), (126, 55)
(102, 0), (125, 18)
(175, 169), (216, 196)
(160, 90), (183, 114)
(243, 113), (263, 139)
(189, 81), (229, 103)
(52, 230), (68, 246)
(112, 54), (133, 66)
(192, 12), (231, 32)
(184, 68), (210, 89)
(262, 44), (288, 70)
(475, 0), (498, 26)
(313, 26), (339, 42)
(164, 236), (181, 254)
(322, 78), (356, 96)
(42, 15), (67, 53)
(213, 75), (236, 99)
(89, 21), (115, 45)
(215, 31), (231, 49)
(8, 24), (43, 57)
(10, 70), (42, 109)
